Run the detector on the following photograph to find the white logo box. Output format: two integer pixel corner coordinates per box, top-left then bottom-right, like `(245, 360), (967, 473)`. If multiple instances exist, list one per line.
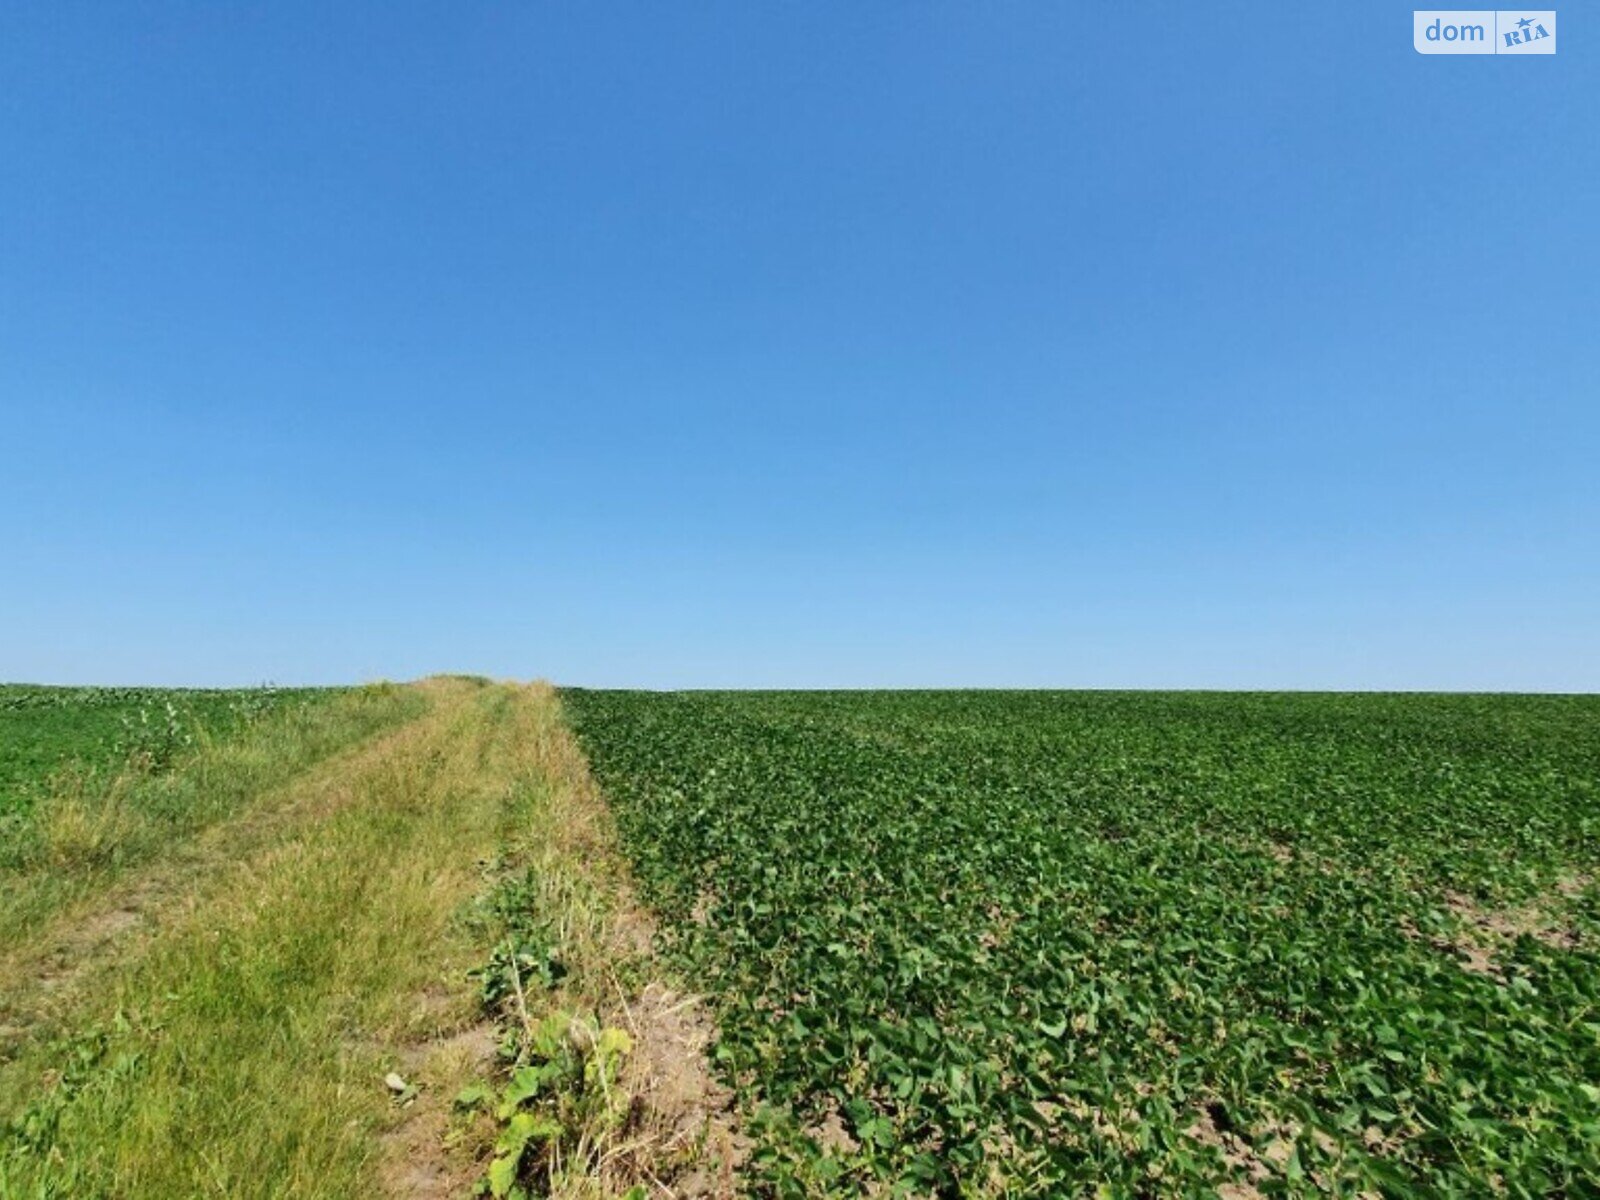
(1414, 10), (1556, 54)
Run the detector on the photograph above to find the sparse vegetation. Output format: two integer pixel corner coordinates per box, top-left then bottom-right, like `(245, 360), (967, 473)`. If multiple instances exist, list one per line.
(453, 684), (739, 1200)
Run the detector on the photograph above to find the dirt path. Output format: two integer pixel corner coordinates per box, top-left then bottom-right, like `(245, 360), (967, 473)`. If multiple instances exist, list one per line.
(0, 682), (453, 1037)
(0, 679), (737, 1200)
(0, 678), (517, 1196)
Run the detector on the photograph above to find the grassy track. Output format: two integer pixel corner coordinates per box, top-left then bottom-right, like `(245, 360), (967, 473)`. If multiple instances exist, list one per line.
(0, 680), (732, 1200)
(0, 678), (510, 1196)
(0, 683), (423, 955)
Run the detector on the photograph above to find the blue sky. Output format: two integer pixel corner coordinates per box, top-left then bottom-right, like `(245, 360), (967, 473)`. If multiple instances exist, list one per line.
(2, 3), (1595, 689)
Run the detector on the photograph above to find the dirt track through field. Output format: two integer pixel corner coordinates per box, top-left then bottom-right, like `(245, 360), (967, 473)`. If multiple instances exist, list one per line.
(0, 681), (457, 1036)
(0, 678), (737, 1199)
(0, 679), (529, 1196)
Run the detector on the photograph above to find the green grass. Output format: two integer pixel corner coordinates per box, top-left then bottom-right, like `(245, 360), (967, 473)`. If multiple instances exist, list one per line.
(0, 679), (509, 1198)
(562, 690), (1600, 1197)
(0, 684), (332, 816)
(0, 683), (425, 951)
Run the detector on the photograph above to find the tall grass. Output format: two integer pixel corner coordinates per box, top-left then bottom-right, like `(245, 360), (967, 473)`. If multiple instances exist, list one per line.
(0, 680), (495, 1198)
(0, 683), (425, 945)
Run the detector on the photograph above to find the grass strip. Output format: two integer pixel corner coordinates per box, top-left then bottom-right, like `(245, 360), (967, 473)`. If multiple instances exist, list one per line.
(438, 683), (742, 1200)
(0, 681), (425, 946)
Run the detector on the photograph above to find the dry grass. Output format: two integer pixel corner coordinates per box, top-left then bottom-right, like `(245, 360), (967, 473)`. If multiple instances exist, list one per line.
(405, 681), (742, 1200)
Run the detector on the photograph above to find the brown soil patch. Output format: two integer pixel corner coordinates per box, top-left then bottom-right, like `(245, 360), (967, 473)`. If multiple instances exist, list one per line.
(1186, 1107), (1350, 1199)
(380, 1116), (463, 1200)
(1447, 891), (1578, 952)
(1407, 878), (1588, 979)
(1555, 872), (1592, 900)
(1185, 1106), (1271, 1199)
(808, 1101), (861, 1156)
(379, 1018), (501, 1200)
(607, 982), (746, 1198)
(398, 1021), (500, 1077)
(611, 906), (661, 959)
(33, 907), (143, 991)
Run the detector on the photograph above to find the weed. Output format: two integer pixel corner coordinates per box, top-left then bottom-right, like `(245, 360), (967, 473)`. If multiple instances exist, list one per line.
(458, 1009), (638, 1199)
(456, 684), (738, 1199)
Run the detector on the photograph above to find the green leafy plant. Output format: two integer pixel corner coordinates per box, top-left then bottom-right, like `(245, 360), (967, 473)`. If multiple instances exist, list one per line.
(467, 1017), (633, 1200)
(464, 863), (642, 1198)
(1, 1012), (150, 1195)
(564, 688), (1600, 1196)
(462, 1010), (636, 1198)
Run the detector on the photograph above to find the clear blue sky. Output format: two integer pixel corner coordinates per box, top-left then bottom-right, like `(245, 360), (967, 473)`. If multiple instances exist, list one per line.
(3, 3), (1595, 689)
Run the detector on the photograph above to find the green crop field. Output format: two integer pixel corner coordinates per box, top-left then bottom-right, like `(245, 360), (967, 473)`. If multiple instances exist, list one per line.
(563, 690), (1600, 1197)
(0, 683), (403, 905)
(0, 685), (328, 817)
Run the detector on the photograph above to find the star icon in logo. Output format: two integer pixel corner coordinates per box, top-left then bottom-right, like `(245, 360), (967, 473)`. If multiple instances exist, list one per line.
(1517, 15), (1534, 28)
